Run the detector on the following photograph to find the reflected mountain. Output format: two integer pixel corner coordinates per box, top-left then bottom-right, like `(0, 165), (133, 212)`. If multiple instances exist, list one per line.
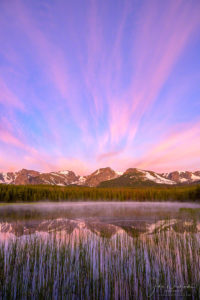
(0, 217), (199, 239)
(0, 202), (200, 239)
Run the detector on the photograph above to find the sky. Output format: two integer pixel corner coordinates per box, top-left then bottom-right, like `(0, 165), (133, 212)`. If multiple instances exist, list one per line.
(0, 0), (200, 175)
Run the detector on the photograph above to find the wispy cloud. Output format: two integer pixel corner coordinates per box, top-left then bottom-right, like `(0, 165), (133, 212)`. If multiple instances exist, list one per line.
(0, 0), (199, 172)
(0, 77), (24, 110)
(134, 121), (200, 171)
(106, 0), (200, 149)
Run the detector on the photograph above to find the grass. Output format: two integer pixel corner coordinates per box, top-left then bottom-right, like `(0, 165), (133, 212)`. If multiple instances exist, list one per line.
(0, 225), (199, 299)
(180, 207), (200, 215)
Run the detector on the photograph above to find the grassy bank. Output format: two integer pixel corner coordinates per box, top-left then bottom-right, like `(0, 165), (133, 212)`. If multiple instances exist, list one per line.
(0, 184), (200, 202)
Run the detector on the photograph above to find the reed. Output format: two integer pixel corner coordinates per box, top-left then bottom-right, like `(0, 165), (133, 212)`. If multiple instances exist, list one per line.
(0, 226), (199, 299)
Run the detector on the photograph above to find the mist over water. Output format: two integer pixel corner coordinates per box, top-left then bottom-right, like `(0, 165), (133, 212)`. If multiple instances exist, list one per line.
(1, 201), (200, 219)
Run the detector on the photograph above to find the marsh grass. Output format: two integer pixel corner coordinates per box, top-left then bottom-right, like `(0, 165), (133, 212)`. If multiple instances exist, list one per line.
(0, 227), (199, 300)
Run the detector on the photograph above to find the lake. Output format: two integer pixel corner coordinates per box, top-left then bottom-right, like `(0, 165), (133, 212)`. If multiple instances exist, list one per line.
(0, 202), (200, 299)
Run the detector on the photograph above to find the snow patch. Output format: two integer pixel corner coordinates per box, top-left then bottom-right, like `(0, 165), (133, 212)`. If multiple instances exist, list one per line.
(59, 170), (69, 175)
(116, 171), (123, 176)
(143, 171), (175, 185)
(72, 176), (87, 185)
(179, 178), (188, 182)
(50, 172), (63, 177)
(154, 173), (176, 184)
(191, 174), (200, 181)
(2, 172), (16, 184)
(94, 169), (101, 175)
(78, 176), (86, 183)
(44, 180), (51, 184)
(177, 170), (184, 174)
(162, 172), (169, 177)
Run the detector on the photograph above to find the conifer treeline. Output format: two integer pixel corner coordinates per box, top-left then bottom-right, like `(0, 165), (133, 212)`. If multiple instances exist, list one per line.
(0, 184), (200, 202)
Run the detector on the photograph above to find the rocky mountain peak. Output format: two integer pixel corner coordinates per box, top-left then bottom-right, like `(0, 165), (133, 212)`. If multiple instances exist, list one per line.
(124, 168), (143, 175)
(14, 169), (40, 185)
(85, 167), (119, 187)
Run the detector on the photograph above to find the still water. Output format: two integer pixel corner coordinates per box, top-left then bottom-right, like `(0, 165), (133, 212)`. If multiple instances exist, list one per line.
(0, 201), (200, 238)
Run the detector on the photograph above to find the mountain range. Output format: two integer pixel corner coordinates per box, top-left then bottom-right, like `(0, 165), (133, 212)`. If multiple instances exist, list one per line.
(0, 167), (200, 187)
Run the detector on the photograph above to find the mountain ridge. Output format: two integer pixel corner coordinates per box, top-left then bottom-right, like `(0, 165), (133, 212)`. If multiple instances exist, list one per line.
(0, 167), (200, 187)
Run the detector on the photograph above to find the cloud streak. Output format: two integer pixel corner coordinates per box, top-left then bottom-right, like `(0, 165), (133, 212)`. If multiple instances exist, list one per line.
(134, 121), (200, 171)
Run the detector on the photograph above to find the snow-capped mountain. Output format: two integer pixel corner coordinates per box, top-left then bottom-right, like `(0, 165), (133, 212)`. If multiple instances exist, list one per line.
(124, 168), (176, 184)
(98, 168), (200, 187)
(0, 167), (200, 187)
(0, 169), (79, 186)
(162, 170), (200, 184)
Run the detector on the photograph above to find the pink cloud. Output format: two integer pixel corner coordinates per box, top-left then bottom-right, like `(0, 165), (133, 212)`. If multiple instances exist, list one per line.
(0, 78), (24, 110)
(106, 0), (200, 150)
(97, 150), (121, 161)
(0, 128), (26, 149)
(84, 0), (104, 115)
(0, 124), (91, 174)
(5, 0), (90, 136)
(134, 121), (200, 172)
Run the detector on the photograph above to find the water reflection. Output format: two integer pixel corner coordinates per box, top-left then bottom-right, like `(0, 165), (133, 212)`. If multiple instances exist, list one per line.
(0, 202), (200, 239)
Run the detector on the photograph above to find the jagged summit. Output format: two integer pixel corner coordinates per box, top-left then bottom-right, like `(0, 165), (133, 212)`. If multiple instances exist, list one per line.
(84, 167), (118, 187)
